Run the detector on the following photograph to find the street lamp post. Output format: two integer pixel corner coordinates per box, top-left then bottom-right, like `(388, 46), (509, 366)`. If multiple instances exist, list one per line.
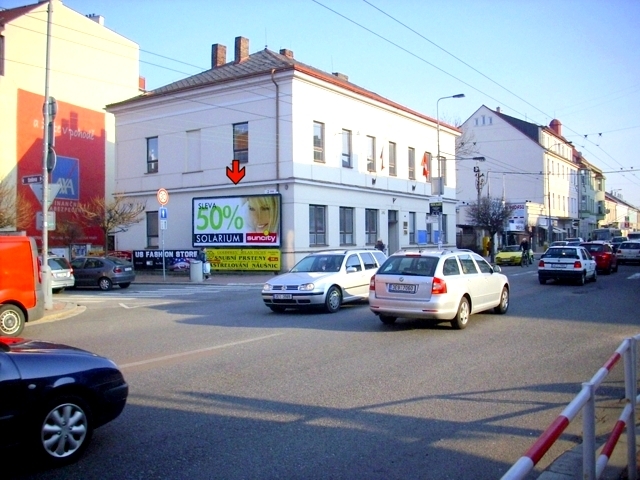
(436, 93), (464, 247)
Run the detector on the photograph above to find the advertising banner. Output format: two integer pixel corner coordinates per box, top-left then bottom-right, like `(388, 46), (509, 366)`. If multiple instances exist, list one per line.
(192, 194), (281, 247)
(133, 249), (200, 270)
(208, 249), (281, 271)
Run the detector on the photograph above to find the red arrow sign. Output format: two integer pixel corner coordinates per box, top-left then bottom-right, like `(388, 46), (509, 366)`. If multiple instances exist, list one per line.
(226, 159), (246, 185)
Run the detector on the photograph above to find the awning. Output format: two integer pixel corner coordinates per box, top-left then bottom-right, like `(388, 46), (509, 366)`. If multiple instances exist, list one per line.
(553, 227), (564, 234)
(538, 225), (548, 230)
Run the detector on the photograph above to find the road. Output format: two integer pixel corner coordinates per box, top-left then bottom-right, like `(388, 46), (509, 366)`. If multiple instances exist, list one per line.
(8, 265), (640, 479)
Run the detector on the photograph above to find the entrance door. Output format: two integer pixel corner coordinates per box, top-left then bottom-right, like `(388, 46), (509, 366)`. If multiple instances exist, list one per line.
(388, 210), (399, 255)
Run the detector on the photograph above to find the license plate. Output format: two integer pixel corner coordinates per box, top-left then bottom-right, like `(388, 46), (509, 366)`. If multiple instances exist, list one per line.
(274, 294), (292, 300)
(124, 267), (132, 271)
(389, 283), (417, 293)
(550, 263), (567, 269)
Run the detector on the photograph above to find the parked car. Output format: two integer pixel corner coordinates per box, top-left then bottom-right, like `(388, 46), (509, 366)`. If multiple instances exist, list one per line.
(549, 241), (568, 248)
(538, 245), (597, 285)
(261, 249), (387, 313)
(616, 241), (640, 265)
(368, 249), (509, 329)
(0, 235), (44, 337)
(0, 336), (128, 466)
(495, 245), (532, 266)
(611, 236), (628, 253)
(580, 242), (618, 274)
(565, 238), (583, 246)
(70, 256), (135, 291)
(44, 256), (75, 293)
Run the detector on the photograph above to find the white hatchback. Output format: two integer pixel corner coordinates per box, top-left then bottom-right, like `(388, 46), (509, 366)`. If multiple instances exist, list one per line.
(537, 245), (597, 285)
(369, 249), (509, 329)
(616, 241), (640, 264)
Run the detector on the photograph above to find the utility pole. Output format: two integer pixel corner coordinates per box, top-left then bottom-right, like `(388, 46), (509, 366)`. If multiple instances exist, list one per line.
(474, 165), (485, 207)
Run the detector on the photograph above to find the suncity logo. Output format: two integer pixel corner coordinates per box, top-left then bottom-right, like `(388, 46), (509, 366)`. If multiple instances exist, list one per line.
(246, 233), (278, 243)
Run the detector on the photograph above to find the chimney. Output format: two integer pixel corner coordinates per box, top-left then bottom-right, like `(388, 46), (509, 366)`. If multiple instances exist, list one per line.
(212, 43), (227, 68)
(279, 48), (294, 59)
(85, 14), (104, 26)
(138, 76), (146, 92)
(549, 119), (562, 136)
(234, 36), (249, 63)
(332, 72), (349, 82)
(496, 106), (501, 113)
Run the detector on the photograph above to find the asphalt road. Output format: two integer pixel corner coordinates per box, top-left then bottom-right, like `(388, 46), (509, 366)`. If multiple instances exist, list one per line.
(9, 264), (640, 479)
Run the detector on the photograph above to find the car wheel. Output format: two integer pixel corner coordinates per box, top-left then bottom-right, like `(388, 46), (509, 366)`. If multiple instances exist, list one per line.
(614, 262), (619, 273)
(451, 297), (470, 330)
(494, 287), (509, 314)
(269, 306), (286, 313)
(538, 277), (546, 285)
(606, 263), (613, 275)
(52, 287), (64, 294)
(578, 271), (586, 286)
(98, 277), (113, 291)
(35, 395), (93, 466)
(0, 304), (25, 337)
(119, 282), (131, 289)
(379, 315), (396, 325)
(324, 286), (342, 313)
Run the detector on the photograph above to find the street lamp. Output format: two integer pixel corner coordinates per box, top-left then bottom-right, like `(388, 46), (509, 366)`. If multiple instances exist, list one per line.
(435, 93), (465, 247)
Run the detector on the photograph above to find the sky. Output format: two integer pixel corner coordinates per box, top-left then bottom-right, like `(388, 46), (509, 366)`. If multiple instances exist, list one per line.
(4, 0), (640, 207)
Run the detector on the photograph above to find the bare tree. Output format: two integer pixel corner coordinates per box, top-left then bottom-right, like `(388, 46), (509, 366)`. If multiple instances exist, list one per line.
(76, 195), (146, 253)
(0, 180), (33, 231)
(467, 196), (515, 261)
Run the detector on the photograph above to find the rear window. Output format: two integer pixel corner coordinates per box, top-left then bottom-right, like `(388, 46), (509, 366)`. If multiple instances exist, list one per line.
(582, 244), (603, 253)
(620, 242), (640, 250)
(48, 257), (71, 270)
(107, 256), (133, 266)
(543, 248), (580, 259)
(378, 256), (438, 276)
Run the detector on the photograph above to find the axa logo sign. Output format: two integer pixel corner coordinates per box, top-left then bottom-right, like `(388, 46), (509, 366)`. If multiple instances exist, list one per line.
(51, 156), (79, 201)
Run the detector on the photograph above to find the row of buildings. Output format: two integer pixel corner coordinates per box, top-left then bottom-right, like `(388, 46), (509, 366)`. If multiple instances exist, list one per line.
(2, 0), (638, 271)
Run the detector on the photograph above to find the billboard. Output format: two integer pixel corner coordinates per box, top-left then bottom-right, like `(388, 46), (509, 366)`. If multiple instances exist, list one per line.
(192, 194), (281, 247)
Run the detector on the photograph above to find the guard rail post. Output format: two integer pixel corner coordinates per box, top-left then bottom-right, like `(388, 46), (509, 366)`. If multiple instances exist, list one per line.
(583, 381), (597, 480)
(625, 339), (637, 480)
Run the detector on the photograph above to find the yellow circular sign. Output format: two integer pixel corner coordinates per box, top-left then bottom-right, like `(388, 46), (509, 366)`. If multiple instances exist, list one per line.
(157, 188), (169, 205)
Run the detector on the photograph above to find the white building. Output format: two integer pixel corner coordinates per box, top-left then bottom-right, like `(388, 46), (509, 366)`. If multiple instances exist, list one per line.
(457, 106), (604, 250)
(108, 36), (461, 271)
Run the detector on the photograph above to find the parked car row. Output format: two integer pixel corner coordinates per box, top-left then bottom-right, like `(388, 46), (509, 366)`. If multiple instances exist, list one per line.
(38, 255), (137, 292)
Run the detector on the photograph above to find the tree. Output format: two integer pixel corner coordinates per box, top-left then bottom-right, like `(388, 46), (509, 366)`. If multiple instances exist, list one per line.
(467, 196), (514, 261)
(0, 180), (33, 231)
(76, 195), (146, 253)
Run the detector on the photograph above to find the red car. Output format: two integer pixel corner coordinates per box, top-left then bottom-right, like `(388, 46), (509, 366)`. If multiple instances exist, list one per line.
(580, 242), (618, 274)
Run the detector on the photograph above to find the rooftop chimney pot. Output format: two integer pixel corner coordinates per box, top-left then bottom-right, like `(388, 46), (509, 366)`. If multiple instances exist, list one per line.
(235, 36), (249, 63)
(212, 43), (227, 68)
(279, 48), (294, 59)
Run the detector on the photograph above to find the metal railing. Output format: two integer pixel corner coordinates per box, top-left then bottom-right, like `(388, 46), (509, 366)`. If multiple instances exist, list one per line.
(502, 334), (639, 480)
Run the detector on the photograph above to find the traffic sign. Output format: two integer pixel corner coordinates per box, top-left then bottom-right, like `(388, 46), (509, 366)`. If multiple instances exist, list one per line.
(22, 175), (43, 185)
(159, 207), (168, 220)
(157, 188), (169, 205)
(30, 183), (61, 210)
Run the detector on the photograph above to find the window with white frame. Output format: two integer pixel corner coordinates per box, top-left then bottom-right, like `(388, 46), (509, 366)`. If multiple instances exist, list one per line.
(309, 205), (326, 245)
(366, 136), (376, 172)
(408, 147), (415, 180)
(339, 207), (354, 245)
(409, 212), (416, 244)
(388, 141), (396, 176)
(365, 209), (378, 245)
(313, 121), (325, 162)
(233, 122), (249, 163)
(147, 137), (158, 173)
(341, 129), (352, 167)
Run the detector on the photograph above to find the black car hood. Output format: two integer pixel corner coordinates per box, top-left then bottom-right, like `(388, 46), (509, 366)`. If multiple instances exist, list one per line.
(0, 337), (94, 356)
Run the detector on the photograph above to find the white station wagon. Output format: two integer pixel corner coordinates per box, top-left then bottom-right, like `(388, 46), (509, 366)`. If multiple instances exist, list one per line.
(537, 245), (597, 285)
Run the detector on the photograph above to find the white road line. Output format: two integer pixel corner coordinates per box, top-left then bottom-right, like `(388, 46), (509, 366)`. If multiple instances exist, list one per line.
(119, 333), (285, 369)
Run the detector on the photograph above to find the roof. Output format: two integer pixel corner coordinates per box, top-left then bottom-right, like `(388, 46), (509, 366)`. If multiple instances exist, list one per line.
(493, 108), (542, 142)
(108, 46), (459, 131)
(0, 2), (41, 25)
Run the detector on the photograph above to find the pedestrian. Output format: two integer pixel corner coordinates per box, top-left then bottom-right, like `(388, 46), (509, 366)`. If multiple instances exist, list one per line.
(375, 239), (385, 253)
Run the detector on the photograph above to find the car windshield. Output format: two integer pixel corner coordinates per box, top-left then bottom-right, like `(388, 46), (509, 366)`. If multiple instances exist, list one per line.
(543, 248), (580, 259)
(500, 245), (521, 252)
(291, 254), (344, 273)
(378, 255), (439, 276)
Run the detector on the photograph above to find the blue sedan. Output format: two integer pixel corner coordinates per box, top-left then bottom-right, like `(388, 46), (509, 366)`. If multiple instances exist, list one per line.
(0, 337), (128, 466)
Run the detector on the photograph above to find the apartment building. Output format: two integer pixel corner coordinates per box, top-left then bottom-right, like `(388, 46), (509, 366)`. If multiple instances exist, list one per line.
(0, 0), (140, 252)
(108, 36), (461, 271)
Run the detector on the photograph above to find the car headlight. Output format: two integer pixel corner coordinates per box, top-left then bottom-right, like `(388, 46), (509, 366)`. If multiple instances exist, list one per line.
(263, 283), (273, 291)
(299, 283), (315, 291)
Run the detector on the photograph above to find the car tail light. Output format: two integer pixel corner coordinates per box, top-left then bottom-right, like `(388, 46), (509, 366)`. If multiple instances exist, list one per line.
(431, 277), (447, 294)
(113, 267), (123, 273)
(574, 261), (582, 268)
(538, 260), (544, 267)
(37, 257), (42, 283)
(369, 276), (376, 290)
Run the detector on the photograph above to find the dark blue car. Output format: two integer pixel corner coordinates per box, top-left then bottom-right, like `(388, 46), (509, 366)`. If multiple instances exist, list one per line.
(0, 337), (128, 466)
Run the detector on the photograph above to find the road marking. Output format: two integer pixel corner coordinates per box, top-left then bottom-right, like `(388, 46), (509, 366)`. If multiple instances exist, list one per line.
(119, 302), (170, 309)
(118, 333), (285, 369)
(628, 273), (640, 280)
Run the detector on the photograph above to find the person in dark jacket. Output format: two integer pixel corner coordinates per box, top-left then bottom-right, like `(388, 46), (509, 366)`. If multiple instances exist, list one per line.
(375, 239), (385, 252)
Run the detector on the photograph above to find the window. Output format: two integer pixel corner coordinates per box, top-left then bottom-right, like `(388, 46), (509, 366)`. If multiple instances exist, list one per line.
(459, 254), (479, 274)
(443, 258), (460, 276)
(0, 35), (4, 76)
(309, 205), (326, 245)
(365, 209), (378, 245)
(388, 142), (396, 176)
(313, 121), (325, 162)
(186, 129), (201, 171)
(146, 211), (159, 248)
(441, 214), (448, 244)
(341, 129), (352, 167)
(346, 254), (362, 271)
(366, 136), (376, 172)
(409, 212), (416, 244)
(360, 252), (377, 270)
(408, 147), (415, 180)
(339, 207), (354, 245)
(233, 122), (249, 163)
(147, 137), (158, 173)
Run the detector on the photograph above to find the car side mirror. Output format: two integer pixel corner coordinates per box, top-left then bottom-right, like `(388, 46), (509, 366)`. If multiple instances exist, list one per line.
(492, 264), (502, 273)
(346, 266), (357, 273)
